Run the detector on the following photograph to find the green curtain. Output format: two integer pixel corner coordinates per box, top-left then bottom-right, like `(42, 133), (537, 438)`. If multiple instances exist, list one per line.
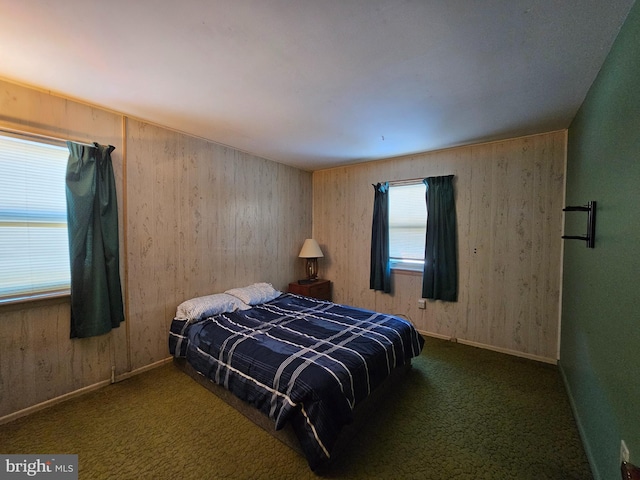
(370, 182), (391, 293)
(66, 142), (124, 338)
(422, 175), (457, 301)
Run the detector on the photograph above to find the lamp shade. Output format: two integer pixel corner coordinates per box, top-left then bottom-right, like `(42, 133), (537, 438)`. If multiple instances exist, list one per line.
(298, 239), (324, 258)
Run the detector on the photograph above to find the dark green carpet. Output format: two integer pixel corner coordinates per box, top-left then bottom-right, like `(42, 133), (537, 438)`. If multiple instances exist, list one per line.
(0, 337), (592, 479)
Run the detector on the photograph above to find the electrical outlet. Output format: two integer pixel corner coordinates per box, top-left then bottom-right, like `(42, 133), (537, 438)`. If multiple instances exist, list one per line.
(417, 298), (426, 309)
(621, 439), (630, 463)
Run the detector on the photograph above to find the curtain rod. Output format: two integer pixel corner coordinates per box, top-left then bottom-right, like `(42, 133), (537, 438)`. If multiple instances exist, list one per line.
(0, 126), (93, 147)
(387, 177), (425, 186)
(387, 174), (455, 186)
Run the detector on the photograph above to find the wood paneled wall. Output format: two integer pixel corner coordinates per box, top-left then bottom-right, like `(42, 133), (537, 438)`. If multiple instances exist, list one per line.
(125, 119), (311, 370)
(313, 132), (566, 362)
(0, 80), (312, 419)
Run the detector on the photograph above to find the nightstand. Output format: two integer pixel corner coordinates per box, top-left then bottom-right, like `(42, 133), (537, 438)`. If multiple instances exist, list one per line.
(288, 279), (331, 301)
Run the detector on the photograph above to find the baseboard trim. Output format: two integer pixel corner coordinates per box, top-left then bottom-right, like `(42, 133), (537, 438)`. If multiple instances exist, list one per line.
(0, 357), (173, 426)
(418, 330), (558, 365)
(0, 380), (111, 426)
(113, 357), (173, 383)
(558, 363), (600, 480)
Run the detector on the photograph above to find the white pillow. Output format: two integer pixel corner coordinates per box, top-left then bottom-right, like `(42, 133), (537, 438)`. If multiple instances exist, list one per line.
(224, 282), (282, 306)
(175, 293), (250, 322)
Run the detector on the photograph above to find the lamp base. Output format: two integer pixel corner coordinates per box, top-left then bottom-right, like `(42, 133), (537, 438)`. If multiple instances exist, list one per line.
(297, 278), (318, 285)
(304, 258), (319, 282)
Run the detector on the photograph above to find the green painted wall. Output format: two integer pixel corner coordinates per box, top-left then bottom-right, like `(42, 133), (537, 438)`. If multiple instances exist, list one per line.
(561, 2), (640, 480)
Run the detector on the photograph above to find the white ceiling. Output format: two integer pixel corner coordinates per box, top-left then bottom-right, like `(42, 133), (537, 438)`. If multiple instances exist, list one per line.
(0, 1), (635, 171)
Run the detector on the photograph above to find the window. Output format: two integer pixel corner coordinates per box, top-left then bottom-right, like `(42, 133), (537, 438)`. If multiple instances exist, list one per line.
(0, 131), (70, 303)
(388, 182), (426, 272)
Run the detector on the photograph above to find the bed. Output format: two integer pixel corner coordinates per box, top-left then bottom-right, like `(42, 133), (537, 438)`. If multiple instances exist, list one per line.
(168, 283), (424, 470)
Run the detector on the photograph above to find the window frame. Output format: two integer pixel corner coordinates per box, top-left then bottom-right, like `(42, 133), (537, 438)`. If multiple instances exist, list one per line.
(0, 129), (71, 305)
(388, 180), (427, 274)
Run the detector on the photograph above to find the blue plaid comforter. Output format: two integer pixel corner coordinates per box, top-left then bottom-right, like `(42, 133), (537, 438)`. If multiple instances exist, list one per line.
(169, 293), (424, 470)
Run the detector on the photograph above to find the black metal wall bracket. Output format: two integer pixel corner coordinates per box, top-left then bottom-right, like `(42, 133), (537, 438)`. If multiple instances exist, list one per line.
(562, 201), (596, 248)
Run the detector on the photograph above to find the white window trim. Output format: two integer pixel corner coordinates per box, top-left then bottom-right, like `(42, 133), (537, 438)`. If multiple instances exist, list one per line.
(388, 179), (426, 273)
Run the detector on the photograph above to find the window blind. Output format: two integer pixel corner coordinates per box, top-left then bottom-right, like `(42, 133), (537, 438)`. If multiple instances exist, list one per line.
(0, 132), (70, 302)
(389, 182), (426, 262)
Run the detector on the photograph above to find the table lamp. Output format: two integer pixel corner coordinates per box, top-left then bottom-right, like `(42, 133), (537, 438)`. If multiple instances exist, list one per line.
(298, 239), (323, 283)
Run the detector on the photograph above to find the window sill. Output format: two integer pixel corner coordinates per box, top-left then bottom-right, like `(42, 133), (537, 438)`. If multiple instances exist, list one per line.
(391, 267), (422, 277)
(0, 290), (70, 311)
